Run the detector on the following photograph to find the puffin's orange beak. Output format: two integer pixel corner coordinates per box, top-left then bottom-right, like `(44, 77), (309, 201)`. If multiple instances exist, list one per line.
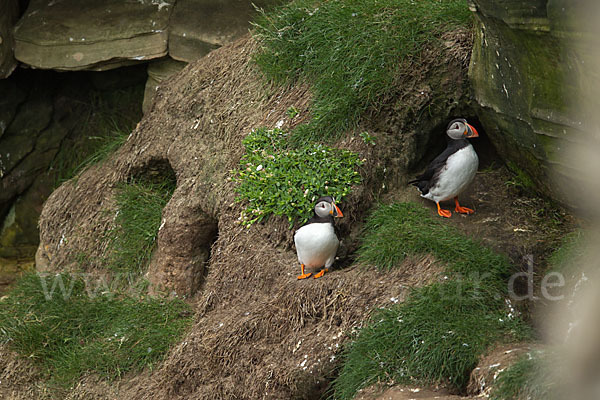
(330, 202), (343, 218)
(466, 123), (479, 138)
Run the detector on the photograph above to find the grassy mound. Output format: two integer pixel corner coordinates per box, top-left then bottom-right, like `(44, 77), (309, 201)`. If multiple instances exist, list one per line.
(333, 203), (530, 399)
(0, 273), (192, 389)
(234, 127), (362, 226)
(253, 0), (471, 141)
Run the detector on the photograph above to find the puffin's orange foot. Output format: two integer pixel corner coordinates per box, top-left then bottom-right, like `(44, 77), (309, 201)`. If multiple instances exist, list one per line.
(436, 202), (452, 218)
(438, 209), (452, 218)
(454, 197), (474, 215)
(297, 264), (312, 280)
(455, 205), (474, 214)
(313, 269), (328, 279)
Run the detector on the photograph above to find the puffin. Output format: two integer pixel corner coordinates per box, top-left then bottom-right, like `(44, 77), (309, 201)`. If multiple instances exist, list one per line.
(294, 196), (343, 279)
(409, 118), (479, 218)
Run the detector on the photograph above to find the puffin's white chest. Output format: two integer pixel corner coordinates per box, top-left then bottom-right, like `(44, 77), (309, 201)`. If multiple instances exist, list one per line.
(425, 144), (478, 202)
(294, 223), (339, 269)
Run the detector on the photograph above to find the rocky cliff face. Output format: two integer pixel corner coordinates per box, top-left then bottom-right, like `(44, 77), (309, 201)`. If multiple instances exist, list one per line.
(469, 0), (597, 208)
(0, 68), (145, 260)
(0, 0), (19, 78)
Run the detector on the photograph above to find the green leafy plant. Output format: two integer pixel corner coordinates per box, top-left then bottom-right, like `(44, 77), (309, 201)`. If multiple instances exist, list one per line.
(359, 131), (375, 146)
(286, 106), (300, 119)
(107, 179), (175, 273)
(0, 273), (192, 389)
(332, 202), (530, 399)
(253, 0), (471, 141)
(233, 127), (362, 226)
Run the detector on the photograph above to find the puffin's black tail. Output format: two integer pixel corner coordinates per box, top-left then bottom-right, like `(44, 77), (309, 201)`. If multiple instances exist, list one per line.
(408, 178), (429, 195)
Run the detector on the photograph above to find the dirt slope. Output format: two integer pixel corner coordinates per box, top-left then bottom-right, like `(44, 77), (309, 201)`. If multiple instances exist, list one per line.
(1, 29), (566, 400)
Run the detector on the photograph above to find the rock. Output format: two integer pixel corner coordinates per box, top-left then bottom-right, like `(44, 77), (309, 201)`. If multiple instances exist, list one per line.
(469, 0), (598, 207)
(0, 173), (53, 259)
(90, 64), (148, 91)
(0, 89), (54, 178)
(0, 0), (19, 78)
(13, 0), (174, 71)
(0, 79), (27, 140)
(168, 0), (277, 62)
(0, 69), (144, 260)
(142, 57), (187, 113)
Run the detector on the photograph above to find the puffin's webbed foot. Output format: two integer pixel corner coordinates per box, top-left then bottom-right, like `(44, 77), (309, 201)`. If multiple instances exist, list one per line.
(297, 264), (312, 280)
(436, 202), (452, 218)
(313, 269), (328, 279)
(454, 197), (474, 215)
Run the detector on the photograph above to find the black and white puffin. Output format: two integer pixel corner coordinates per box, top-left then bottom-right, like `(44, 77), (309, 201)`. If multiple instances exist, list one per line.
(294, 196), (343, 279)
(409, 118), (479, 218)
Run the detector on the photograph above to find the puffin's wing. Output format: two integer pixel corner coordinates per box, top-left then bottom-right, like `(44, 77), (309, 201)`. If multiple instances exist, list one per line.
(408, 140), (468, 193)
(408, 146), (453, 182)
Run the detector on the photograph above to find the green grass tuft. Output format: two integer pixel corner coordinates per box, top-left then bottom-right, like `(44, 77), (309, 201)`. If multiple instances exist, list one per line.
(491, 351), (558, 400)
(234, 127), (362, 226)
(107, 179), (175, 273)
(253, 0), (471, 141)
(333, 202), (530, 399)
(0, 273), (192, 388)
(357, 202), (511, 282)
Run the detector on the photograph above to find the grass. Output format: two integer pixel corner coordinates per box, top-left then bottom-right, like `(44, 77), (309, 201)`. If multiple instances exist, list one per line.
(107, 179), (176, 273)
(253, 0), (471, 141)
(332, 202), (530, 399)
(491, 351), (559, 400)
(548, 229), (585, 274)
(0, 272), (192, 389)
(357, 202), (511, 282)
(233, 127), (362, 226)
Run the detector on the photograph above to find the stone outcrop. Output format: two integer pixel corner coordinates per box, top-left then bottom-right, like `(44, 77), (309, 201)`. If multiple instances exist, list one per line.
(11, 0), (278, 71)
(0, 0), (19, 78)
(168, 0), (276, 62)
(0, 68), (144, 260)
(469, 0), (598, 208)
(13, 0), (174, 71)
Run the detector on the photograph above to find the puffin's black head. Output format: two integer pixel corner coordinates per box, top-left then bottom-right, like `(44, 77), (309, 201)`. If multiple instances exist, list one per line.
(446, 118), (479, 140)
(314, 196), (343, 218)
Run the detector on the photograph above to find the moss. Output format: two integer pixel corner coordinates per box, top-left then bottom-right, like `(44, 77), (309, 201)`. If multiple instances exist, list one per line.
(506, 161), (536, 191)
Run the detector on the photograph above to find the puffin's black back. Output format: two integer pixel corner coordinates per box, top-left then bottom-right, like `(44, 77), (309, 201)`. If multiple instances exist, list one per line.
(408, 138), (470, 195)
